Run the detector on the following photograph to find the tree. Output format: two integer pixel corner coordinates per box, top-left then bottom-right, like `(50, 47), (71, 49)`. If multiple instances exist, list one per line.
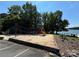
(42, 10), (69, 34)
(62, 19), (69, 30)
(22, 2), (38, 32)
(0, 18), (4, 33)
(0, 13), (7, 18)
(1, 5), (22, 33)
(0, 13), (8, 34)
(8, 5), (22, 15)
(8, 5), (22, 26)
(53, 10), (63, 34)
(0, 2), (69, 34)
(42, 12), (49, 32)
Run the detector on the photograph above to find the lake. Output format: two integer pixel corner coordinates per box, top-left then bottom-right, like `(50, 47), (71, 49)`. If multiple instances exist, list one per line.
(58, 29), (79, 36)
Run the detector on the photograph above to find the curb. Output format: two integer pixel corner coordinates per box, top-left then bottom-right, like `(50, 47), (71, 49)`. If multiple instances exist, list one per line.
(8, 38), (61, 57)
(0, 37), (4, 40)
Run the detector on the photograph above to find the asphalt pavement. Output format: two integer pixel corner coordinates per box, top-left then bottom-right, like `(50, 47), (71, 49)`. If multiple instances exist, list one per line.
(0, 40), (50, 57)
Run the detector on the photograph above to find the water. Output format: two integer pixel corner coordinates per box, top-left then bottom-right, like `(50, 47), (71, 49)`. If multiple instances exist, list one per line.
(58, 29), (79, 36)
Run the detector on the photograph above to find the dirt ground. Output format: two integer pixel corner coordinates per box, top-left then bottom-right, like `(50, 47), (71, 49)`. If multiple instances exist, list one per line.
(13, 34), (58, 49)
(54, 35), (79, 57)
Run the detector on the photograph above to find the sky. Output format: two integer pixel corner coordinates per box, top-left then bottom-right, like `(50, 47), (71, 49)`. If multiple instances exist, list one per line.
(0, 1), (79, 27)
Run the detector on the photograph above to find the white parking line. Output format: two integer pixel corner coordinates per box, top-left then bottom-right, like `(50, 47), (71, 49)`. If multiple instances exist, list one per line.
(14, 49), (30, 57)
(0, 44), (16, 51)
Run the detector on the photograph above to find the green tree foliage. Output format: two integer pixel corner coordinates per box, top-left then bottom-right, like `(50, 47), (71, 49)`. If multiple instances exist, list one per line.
(53, 10), (63, 33)
(62, 19), (69, 30)
(8, 5), (22, 15)
(1, 5), (22, 33)
(42, 10), (69, 34)
(22, 2), (38, 30)
(0, 2), (69, 34)
(0, 13), (8, 33)
(42, 12), (48, 32)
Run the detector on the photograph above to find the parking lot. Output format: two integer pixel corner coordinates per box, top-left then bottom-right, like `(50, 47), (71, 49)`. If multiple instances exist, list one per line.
(0, 40), (50, 57)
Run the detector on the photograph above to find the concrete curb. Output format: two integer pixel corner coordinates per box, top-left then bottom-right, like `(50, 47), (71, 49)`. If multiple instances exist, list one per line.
(8, 38), (61, 57)
(0, 37), (4, 40)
